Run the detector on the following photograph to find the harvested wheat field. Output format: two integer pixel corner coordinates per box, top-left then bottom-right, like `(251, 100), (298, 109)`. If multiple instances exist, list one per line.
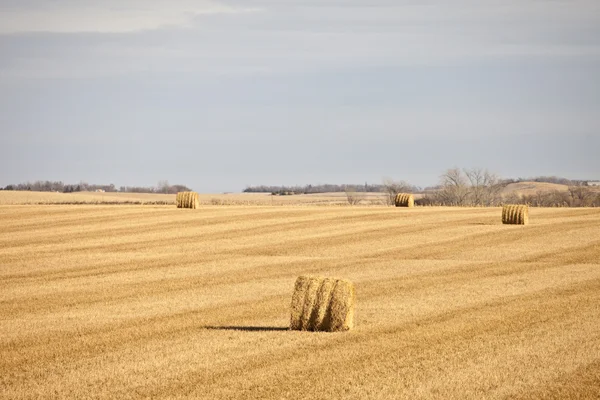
(1, 205), (600, 399)
(0, 190), (396, 207)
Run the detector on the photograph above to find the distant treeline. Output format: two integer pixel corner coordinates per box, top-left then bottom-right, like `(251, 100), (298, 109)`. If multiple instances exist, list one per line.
(243, 183), (421, 195)
(505, 176), (590, 186)
(244, 171), (599, 207)
(1, 180), (191, 194)
(501, 186), (600, 208)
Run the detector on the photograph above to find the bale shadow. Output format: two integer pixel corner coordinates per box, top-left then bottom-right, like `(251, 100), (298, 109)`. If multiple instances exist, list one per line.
(203, 325), (289, 332)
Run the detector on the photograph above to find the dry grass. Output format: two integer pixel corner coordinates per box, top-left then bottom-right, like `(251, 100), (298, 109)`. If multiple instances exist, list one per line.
(1, 205), (599, 399)
(394, 193), (415, 207)
(501, 181), (570, 196)
(502, 181), (600, 197)
(289, 276), (355, 332)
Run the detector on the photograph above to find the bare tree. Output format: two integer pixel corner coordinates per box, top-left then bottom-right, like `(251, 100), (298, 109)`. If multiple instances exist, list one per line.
(436, 168), (471, 206)
(464, 168), (504, 206)
(568, 185), (593, 207)
(345, 187), (362, 205)
(157, 180), (170, 194)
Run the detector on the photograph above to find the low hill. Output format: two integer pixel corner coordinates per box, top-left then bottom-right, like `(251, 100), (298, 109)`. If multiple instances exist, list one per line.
(501, 181), (570, 196)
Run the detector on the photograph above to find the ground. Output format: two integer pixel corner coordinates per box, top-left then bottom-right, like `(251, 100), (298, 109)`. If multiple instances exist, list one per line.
(1, 203), (599, 399)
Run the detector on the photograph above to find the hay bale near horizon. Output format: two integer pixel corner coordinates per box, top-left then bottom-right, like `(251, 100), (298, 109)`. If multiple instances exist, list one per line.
(176, 191), (200, 209)
(290, 276), (355, 332)
(395, 193), (415, 207)
(502, 204), (529, 225)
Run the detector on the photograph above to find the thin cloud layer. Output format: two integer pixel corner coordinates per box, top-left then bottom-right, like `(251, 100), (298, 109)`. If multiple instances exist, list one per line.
(0, 0), (258, 33)
(0, 1), (598, 190)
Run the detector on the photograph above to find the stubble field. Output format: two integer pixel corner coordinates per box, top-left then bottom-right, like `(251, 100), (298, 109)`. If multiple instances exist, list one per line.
(1, 204), (599, 399)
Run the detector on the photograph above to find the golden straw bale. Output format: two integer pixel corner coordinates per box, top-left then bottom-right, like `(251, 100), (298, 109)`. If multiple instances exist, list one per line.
(290, 276), (355, 332)
(502, 204), (529, 225)
(308, 278), (336, 329)
(395, 193), (415, 207)
(298, 277), (322, 330)
(290, 276), (311, 331)
(176, 192), (200, 209)
(328, 279), (355, 331)
(191, 192), (200, 209)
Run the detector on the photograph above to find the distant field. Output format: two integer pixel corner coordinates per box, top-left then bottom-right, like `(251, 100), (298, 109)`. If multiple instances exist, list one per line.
(0, 190), (389, 206)
(1, 205), (599, 399)
(2, 181), (593, 206)
(0, 190), (175, 205)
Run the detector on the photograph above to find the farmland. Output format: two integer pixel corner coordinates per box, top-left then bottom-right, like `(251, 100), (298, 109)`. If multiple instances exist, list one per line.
(0, 190), (376, 206)
(1, 203), (599, 399)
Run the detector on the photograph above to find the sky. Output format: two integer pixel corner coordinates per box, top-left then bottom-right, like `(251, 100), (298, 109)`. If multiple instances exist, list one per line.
(0, 0), (599, 192)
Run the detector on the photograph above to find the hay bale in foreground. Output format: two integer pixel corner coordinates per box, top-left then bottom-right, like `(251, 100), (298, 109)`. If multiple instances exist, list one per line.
(395, 193), (414, 207)
(290, 276), (355, 332)
(176, 191), (200, 209)
(502, 204), (529, 225)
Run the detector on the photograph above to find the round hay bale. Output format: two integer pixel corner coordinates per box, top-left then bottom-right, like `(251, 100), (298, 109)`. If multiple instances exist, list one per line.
(394, 193), (414, 207)
(290, 276), (355, 332)
(176, 192), (200, 209)
(191, 192), (200, 209)
(502, 204), (529, 225)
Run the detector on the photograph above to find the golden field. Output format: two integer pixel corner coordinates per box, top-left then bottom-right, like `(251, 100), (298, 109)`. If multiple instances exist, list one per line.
(1, 204), (599, 399)
(0, 190), (384, 206)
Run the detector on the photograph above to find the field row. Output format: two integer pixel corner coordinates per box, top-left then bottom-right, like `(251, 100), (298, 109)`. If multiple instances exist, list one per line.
(1, 205), (599, 399)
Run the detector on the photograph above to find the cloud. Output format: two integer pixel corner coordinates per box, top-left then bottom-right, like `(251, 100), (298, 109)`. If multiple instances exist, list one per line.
(0, 0), (258, 33)
(0, 1), (598, 190)
(1, 0), (599, 81)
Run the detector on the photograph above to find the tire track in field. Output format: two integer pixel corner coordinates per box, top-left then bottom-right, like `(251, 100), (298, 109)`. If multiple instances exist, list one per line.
(511, 360), (600, 399)
(521, 239), (600, 264)
(365, 218), (600, 260)
(3, 211), (597, 317)
(0, 208), (324, 248)
(0, 208), (462, 259)
(225, 215), (491, 258)
(0, 207), (156, 232)
(0, 208), (405, 253)
(4, 236), (597, 322)
(0, 294), (288, 375)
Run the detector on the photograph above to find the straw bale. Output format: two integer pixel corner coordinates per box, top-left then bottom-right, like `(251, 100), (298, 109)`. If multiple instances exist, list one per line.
(502, 204), (529, 225)
(395, 193), (415, 207)
(290, 276), (355, 332)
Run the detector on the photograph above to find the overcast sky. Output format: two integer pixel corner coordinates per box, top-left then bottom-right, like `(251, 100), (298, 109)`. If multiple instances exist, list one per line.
(1, 0), (598, 192)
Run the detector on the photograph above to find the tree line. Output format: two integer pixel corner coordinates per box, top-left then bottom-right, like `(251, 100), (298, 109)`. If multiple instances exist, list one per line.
(418, 168), (600, 207)
(244, 168), (599, 207)
(1, 180), (191, 195)
(2, 171), (598, 207)
(243, 182), (421, 196)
